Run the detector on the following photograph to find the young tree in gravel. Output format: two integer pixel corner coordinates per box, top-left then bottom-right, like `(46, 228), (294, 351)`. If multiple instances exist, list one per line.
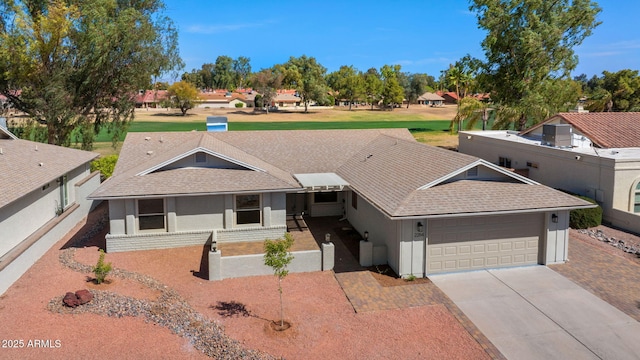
(168, 81), (199, 116)
(362, 68), (383, 110)
(470, 0), (601, 130)
(327, 65), (364, 110)
(0, 0), (183, 150)
(264, 233), (295, 329)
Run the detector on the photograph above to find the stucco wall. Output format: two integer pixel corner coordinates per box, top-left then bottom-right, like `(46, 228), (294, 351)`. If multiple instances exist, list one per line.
(105, 192), (287, 251)
(0, 170), (100, 295)
(219, 250), (320, 279)
(459, 132), (640, 230)
(345, 191), (398, 270)
(0, 165), (93, 258)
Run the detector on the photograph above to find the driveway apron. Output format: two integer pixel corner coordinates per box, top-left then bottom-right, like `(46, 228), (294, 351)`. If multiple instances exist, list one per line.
(430, 266), (640, 360)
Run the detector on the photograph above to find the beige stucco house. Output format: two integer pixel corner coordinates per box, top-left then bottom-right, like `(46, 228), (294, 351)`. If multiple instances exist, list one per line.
(0, 125), (100, 295)
(459, 112), (640, 234)
(89, 129), (591, 278)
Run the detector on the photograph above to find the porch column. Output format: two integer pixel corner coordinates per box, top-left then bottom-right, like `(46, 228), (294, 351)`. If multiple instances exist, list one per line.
(125, 199), (135, 234)
(263, 194), (271, 227)
(166, 197), (176, 232)
(224, 195), (233, 229)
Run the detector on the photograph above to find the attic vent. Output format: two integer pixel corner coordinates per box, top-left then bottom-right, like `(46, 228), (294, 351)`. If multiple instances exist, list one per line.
(466, 167), (478, 177)
(195, 152), (206, 163)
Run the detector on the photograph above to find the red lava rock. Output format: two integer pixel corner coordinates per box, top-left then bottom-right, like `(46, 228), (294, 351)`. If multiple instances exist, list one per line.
(75, 289), (93, 305)
(63, 292), (80, 307)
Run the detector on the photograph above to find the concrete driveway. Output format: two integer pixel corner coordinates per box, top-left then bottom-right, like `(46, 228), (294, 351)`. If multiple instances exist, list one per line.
(431, 266), (640, 360)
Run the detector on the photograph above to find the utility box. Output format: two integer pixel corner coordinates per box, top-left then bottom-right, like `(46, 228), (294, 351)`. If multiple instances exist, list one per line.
(206, 116), (228, 132)
(542, 124), (572, 148)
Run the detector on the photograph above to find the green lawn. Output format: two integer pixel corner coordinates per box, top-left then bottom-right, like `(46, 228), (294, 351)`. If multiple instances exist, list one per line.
(94, 120), (453, 142)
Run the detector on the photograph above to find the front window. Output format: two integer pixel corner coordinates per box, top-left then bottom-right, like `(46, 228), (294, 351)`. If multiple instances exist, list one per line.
(314, 192), (338, 203)
(634, 182), (640, 213)
(138, 198), (165, 231)
(236, 194), (261, 225)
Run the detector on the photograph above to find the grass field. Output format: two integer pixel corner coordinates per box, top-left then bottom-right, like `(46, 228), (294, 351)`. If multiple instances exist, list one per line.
(81, 106), (462, 156)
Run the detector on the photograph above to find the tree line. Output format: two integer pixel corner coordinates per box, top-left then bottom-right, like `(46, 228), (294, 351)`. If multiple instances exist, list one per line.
(1, 0), (631, 149)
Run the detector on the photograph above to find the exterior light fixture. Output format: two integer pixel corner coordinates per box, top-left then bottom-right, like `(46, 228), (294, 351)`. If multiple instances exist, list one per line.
(211, 243), (217, 252)
(551, 214), (558, 223)
(325, 233), (331, 243)
(364, 231), (369, 241)
(417, 222), (424, 232)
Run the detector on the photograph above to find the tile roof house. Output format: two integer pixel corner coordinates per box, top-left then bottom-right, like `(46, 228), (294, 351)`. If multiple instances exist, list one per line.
(90, 129), (591, 278)
(417, 92), (445, 106)
(135, 90), (168, 108)
(0, 126), (100, 295)
(196, 91), (248, 109)
(459, 112), (640, 234)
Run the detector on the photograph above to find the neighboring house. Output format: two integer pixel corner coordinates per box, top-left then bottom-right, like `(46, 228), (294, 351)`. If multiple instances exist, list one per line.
(273, 91), (301, 107)
(417, 92), (445, 106)
(0, 125), (100, 295)
(459, 112), (640, 234)
(135, 90), (168, 108)
(89, 129), (590, 278)
(196, 91), (248, 109)
(436, 91), (459, 104)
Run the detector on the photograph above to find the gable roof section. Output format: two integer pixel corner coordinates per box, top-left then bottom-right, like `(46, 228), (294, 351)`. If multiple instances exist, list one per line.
(522, 112), (640, 148)
(0, 137), (98, 208)
(0, 126), (17, 140)
(418, 92), (445, 101)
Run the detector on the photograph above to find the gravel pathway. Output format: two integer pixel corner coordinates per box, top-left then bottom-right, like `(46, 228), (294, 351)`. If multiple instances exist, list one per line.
(49, 221), (273, 360)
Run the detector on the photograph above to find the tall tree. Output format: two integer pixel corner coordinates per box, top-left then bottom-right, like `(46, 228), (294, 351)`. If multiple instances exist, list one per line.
(212, 55), (234, 90)
(471, 0), (601, 130)
(279, 55), (327, 113)
(0, 0), (182, 149)
(232, 56), (251, 90)
(252, 68), (282, 114)
(404, 73), (431, 108)
(327, 65), (363, 110)
(380, 65), (404, 110)
(362, 67), (383, 110)
(168, 81), (199, 116)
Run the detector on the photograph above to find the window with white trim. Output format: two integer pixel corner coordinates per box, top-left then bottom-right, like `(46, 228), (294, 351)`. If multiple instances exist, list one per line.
(138, 198), (165, 231)
(634, 181), (640, 213)
(235, 194), (261, 225)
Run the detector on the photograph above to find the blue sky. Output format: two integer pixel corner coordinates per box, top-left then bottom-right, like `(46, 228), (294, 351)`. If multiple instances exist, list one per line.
(163, 0), (639, 80)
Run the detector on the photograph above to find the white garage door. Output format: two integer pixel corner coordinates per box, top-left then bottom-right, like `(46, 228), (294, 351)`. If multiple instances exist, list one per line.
(427, 214), (542, 274)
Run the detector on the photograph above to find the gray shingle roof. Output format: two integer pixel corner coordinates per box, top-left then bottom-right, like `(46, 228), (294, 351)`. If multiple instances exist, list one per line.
(0, 137), (98, 208)
(90, 128), (592, 216)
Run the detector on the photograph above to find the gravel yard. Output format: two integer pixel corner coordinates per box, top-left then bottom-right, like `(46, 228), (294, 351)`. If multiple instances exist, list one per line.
(0, 207), (488, 360)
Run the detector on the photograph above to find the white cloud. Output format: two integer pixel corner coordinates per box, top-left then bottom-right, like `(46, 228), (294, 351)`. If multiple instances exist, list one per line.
(186, 20), (275, 34)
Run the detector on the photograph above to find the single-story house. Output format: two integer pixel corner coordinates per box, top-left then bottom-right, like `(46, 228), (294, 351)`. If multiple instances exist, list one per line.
(436, 91), (459, 104)
(89, 129), (591, 278)
(459, 112), (640, 234)
(273, 91), (301, 107)
(417, 92), (445, 106)
(135, 90), (168, 108)
(196, 91), (248, 109)
(0, 125), (100, 295)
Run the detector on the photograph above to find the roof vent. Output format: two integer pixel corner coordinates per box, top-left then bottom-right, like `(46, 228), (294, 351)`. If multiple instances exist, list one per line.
(542, 124), (572, 148)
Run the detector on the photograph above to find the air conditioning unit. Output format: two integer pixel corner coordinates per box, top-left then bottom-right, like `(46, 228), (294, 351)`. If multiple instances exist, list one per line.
(542, 124), (572, 148)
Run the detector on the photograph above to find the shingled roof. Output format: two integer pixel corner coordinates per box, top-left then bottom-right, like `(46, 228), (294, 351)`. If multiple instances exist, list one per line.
(90, 129), (592, 217)
(522, 112), (640, 148)
(0, 129), (98, 208)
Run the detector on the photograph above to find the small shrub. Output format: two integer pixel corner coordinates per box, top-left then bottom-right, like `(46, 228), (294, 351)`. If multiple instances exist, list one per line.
(570, 196), (602, 229)
(404, 274), (416, 282)
(92, 249), (112, 284)
(234, 102), (244, 108)
(91, 155), (118, 181)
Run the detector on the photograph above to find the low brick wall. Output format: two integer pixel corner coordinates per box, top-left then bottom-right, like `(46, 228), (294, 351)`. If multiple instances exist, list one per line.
(216, 225), (287, 243)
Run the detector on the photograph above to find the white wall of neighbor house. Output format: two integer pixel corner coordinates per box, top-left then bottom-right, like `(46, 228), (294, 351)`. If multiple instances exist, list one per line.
(0, 165), (92, 258)
(345, 191), (397, 270)
(1, 170), (100, 295)
(458, 133), (640, 228)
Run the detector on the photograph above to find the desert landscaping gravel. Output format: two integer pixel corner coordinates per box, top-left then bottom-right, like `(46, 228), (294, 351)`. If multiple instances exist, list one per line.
(0, 206), (489, 359)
